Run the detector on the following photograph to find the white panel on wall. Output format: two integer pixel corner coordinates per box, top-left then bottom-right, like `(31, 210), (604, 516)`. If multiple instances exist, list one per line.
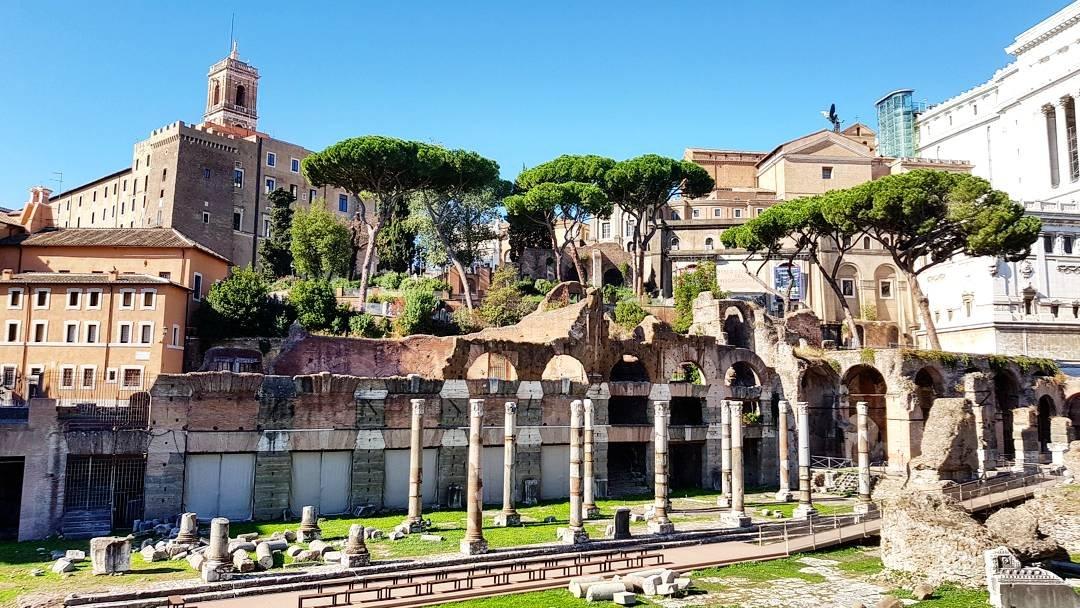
(290, 451), (352, 516)
(383, 448), (439, 509)
(184, 453), (255, 521)
(481, 446), (504, 506)
(540, 445), (570, 500)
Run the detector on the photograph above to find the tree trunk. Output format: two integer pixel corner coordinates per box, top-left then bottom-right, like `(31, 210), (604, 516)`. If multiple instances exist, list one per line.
(635, 244), (646, 296)
(357, 223), (380, 310)
(452, 256), (474, 311)
(566, 236), (586, 285)
(907, 270), (940, 350)
(817, 268), (861, 348)
(547, 226), (563, 282)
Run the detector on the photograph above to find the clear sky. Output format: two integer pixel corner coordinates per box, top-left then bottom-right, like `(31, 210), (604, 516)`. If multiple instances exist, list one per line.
(0, 0), (1071, 208)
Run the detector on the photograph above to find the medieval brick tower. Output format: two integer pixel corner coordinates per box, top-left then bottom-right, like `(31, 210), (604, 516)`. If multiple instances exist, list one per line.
(203, 42), (259, 132)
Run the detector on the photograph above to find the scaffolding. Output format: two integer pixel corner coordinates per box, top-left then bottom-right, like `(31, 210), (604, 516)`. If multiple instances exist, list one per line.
(875, 89), (925, 158)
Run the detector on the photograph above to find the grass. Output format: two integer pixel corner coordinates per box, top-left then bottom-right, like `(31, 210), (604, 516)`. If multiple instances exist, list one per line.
(890, 585), (991, 607)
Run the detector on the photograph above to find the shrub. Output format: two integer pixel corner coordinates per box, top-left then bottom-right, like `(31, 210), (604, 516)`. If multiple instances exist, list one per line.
(399, 276), (450, 294)
(372, 271), (406, 290)
(348, 312), (384, 338)
(330, 277), (361, 291)
(452, 307), (485, 334)
(673, 261), (728, 333)
(396, 287), (439, 336)
(533, 279), (557, 295)
(614, 299), (647, 329)
(603, 283), (634, 304)
(289, 279), (338, 330)
(478, 264), (538, 327)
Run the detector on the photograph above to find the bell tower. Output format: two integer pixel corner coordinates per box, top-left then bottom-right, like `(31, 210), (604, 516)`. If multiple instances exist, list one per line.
(203, 41), (259, 132)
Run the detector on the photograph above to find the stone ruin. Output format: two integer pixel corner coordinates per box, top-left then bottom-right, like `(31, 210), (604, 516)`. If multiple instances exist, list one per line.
(567, 567), (692, 605)
(985, 547), (1080, 608)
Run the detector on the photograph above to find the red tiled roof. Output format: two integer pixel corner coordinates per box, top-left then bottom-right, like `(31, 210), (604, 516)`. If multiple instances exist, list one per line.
(4, 228), (230, 262)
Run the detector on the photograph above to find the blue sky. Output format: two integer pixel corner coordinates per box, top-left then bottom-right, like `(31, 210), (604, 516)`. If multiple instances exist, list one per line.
(0, 0), (1070, 208)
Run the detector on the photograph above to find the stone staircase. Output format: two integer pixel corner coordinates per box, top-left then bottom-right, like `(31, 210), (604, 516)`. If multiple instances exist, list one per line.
(61, 508), (112, 539)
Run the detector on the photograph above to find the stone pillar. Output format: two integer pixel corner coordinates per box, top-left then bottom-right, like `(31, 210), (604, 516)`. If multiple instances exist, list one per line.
(201, 517), (232, 582)
(460, 399), (488, 555)
(583, 398), (599, 518)
(341, 523), (371, 568)
(494, 401), (520, 527)
(854, 401), (873, 514)
(1057, 97), (1073, 185)
(175, 512), (198, 544)
(775, 399), (793, 502)
(405, 398), (425, 533)
(717, 400), (732, 508)
(648, 400), (675, 535)
(560, 399), (589, 545)
(1049, 416), (1072, 466)
(298, 505), (321, 542)
(1012, 406), (1039, 471)
(964, 372), (998, 475)
(793, 401), (818, 520)
(722, 401), (751, 528)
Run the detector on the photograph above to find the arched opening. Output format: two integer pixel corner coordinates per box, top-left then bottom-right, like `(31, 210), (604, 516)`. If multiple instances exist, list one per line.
(235, 84), (247, 108)
(704, 237), (715, 251)
(610, 355), (649, 383)
(465, 353), (518, 381)
(1067, 393), (1080, 430)
(994, 371), (1019, 460)
(800, 365), (842, 458)
(212, 80), (221, 106)
(670, 362), (704, 385)
(726, 361), (760, 388)
(723, 306), (750, 349)
(602, 267), (624, 287)
(843, 364), (888, 462)
(669, 236), (679, 251)
(670, 362), (705, 426)
(912, 367), (944, 458)
(609, 355), (649, 425)
(1037, 395), (1054, 454)
(541, 355), (588, 384)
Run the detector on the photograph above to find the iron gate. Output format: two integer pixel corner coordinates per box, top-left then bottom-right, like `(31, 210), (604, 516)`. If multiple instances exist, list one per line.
(64, 455), (146, 528)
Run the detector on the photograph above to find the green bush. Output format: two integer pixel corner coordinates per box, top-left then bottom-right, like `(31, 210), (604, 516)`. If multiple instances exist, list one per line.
(348, 313), (377, 337)
(673, 261), (728, 333)
(452, 307), (485, 334)
(396, 287), (439, 336)
(614, 299), (647, 329)
(603, 283), (634, 304)
(289, 280), (338, 331)
(478, 264), (539, 327)
(330, 277), (360, 291)
(372, 271), (406, 290)
(533, 279), (556, 295)
(399, 276), (450, 294)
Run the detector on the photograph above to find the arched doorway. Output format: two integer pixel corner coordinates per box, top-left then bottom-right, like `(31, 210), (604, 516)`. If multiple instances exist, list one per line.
(541, 355), (588, 384)
(800, 365), (842, 458)
(843, 365), (887, 462)
(1037, 395), (1054, 454)
(723, 307), (750, 348)
(466, 353), (518, 381)
(602, 267), (624, 287)
(1067, 393), (1080, 431)
(994, 371), (1019, 460)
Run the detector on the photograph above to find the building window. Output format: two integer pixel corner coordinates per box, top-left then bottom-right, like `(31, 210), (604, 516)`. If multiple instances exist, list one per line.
(670, 211), (680, 220)
(756, 207), (764, 216)
(692, 208), (700, 219)
(625, 220), (636, 237)
(7, 288), (22, 310)
(122, 367), (143, 389)
(4, 321), (18, 343)
(266, 152), (276, 167)
(106, 369), (117, 383)
(713, 208), (722, 218)
(309, 188), (317, 203)
(193, 273), (203, 301)
(1044, 234), (1054, 253)
(141, 290), (156, 310)
(265, 178), (276, 193)
(119, 289), (135, 310)
(841, 278), (855, 298)
(863, 236), (871, 249)
(669, 236), (680, 251)
(733, 209), (742, 218)
(31, 321), (46, 343)
(338, 194), (349, 213)
(85, 322), (99, 344)
(80, 366), (96, 389)
(86, 290), (101, 310)
(1064, 235), (1074, 255)
(1051, 303), (1060, 318)
(139, 323), (153, 344)
(822, 166), (833, 179)
(263, 218), (271, 237)
(879, 280), (893, 299)
(66, 289), (81, 310)
(203, 167), (212, 179)
(118, 323), (132, 344)
(171, 325), (181, 347)
(60, 366), (75, 389)
(289, 184), (298, 198)
(64, 322), (78, 344)
(233, 208), (243, 231)
(290, 158), (300, 173)
(202, 211), (211, 224)
(234, 169), (244, 189)
(2, 365), (16, 389)
(601, 222), (611, 239)
(704, 237), (714, 250)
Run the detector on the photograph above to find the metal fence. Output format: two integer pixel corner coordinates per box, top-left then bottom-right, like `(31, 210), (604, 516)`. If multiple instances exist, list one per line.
(0, 370), (153, 430)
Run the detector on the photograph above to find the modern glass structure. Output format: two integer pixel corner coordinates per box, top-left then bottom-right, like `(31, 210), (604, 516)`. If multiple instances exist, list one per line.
(875, 89), (925, 157)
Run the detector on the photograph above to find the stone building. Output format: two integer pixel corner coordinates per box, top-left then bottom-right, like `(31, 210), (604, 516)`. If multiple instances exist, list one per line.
(1, 284), (1075, 541)
(912, 0), (1080, 362)
(41, 45), (355, 268)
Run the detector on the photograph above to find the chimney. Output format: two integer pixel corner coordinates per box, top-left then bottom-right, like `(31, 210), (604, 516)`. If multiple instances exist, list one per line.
(107, 269), (119, 282)
(1, 269), (13, 281)
(28, 186), (53, 205)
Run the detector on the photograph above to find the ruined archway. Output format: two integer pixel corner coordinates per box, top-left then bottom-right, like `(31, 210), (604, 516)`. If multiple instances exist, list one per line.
(608, 355), (649, 425)
(1037, 395), (1054, 454)
(911, 366), (945, 459)
(541, 355), (588, 384)
(670, 362), (705, 425)
(843, 364), (887, 462)
(610, 355), (649, 383)
(994, 371), (1020, 460)
(465, 352), (518, 381)
(726, 360), (760, 388)
(1067, 393), (1080, 430)
(723, 306), (750, 349)
(602, 267), (624, 287)
(799, 365), (842, 459)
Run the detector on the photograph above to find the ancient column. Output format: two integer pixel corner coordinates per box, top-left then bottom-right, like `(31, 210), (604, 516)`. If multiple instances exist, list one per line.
(583, 398), (599, 518)
(964, 372), (997, 476)
(648, 400), (675, 535)
(561, 399), (589, 544)
(854, 401), (873, 514)
(405, 398), (425, 533)
(201, 517), (233, 582)
(775, 399), (793, 502)
(722, 401), (751, 528)
(1012, 406), (1039, 472)
(341, 523), (370, 568)
(793, 401), (818, 520)
(298, 505), (321, 542)
(717, 400), (732, 508)
(460, 398), (488, 555)
(494, 401), (520, 527)
(175, 512), (198, 544)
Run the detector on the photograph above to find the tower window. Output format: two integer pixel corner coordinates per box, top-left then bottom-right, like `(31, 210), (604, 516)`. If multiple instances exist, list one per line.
(265, 177), (275, 193)
(234, 169), (244, 189)
(1064, 235), (1073, 254)
(212, 81), (221, 105)
(236, 84), (246, 107)
(291, 158), (300, 173)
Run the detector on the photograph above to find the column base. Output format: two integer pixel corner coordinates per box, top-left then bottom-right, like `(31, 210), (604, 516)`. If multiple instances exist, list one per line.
(792, 505), (818, 520)
(200, 560), (233, 583)
(297, 529), (322, 543)
(340, 552), (371, 568)
(853, 502), (876, 515)
(721, 512), (752, 529)
(459, 538), (489, 555)
(716, 494), (731, 508)
(647, 520), (675, 535)
(557, 527), (590, 545)
(1050, 445), (1067, 466)
(493, 512), (521, 527)
(774, 489), (793, 502)
(584, 505), (600, 519)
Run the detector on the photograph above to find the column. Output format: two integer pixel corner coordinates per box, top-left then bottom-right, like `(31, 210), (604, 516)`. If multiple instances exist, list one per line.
(854, 401), (873, 514)
(965, 373), (998, 477)
(717, 400), (732, 508)
(298, 505), (321, 542)
(793, 401), (818, 520)
(1046, 105), (1062, 187)
(405, 398), (425, 533)
(722, 401), (751, 528)
(494, 401), (520, 527)
(648, 400), (675, 535)
(201, 517), (232, 582)
(1012, 406), (1039, 472)
(775, 399), (793, 501)
(341, 523), (371, 568)
(583, 398), (599, 518)
(1057, 97), (1073, 184)
(460, 398), (488, 555)
(560, 399), (589, 544)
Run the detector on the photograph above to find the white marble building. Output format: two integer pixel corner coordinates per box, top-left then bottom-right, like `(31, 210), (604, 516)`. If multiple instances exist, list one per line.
(913, 1), (1080, 364)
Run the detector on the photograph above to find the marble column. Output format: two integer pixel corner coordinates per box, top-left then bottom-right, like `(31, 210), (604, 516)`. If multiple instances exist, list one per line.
(648, 400), (675, 535)
(793, 401), (818, 520)
(722, 401), (751, 528)
(175, 512), (198, 544)
(560, 399), (589, 544)
(1057, 97), (1074, 185)
(775, 399), (793, 502)
(341, 523), (371, 568)
(494, 401), (520, 527)
(298, 505), (321, 542)
(854, 401), (873, 514)
(405, 398), (425, 533)
(583, 398), (599, 518)
(717, 400), (732, 508)
(201, 517), (233, 582)
(460, 398), (488, 555)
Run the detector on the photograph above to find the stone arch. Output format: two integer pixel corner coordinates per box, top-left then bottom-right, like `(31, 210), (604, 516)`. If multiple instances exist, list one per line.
(912, 366), (945, 420)
(994, 369), (1020, 459)
(726, 360), (760, 388)
(610, 354), (649, 383)
(212, 80), (221, 106)
(235, 84), (247, 107)
(799, 364), (843, 458)
(541, 354), (588, 384)
(670, 361), (705, 385)
(1067, 392), (1080, 429)
(842, 364), (888, 462)
(465, 352), (518, 381)
(723, 306), (751, 349)
(602, 267), (624, 287)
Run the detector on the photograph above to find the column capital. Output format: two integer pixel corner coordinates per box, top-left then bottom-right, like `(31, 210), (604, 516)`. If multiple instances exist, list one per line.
(1059, 95), (1074, 107)
(777, 399), (789, 414)
(469, 398), (485, 418)
(795, 401), (810, 416)
(728, 400), (744, 417)
(653, 399), (670, 418)
(410, 398), (426, 416)
(855, 401), (869, 416)
(504, 401), (518, 415)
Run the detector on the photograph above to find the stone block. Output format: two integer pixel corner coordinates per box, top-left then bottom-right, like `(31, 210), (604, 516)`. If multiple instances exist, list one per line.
(322, 550), (342, 562)
(90, 537), (131, 575)
(140, 545), (166, 562)
(568, 575), (604, 598)
(51, 559), (74, 574)
(420, 534), (443, 542)
(64, 550), (85, 562)
(911, 583), (934, 600)
(640, 574), (662, 596)
(585, 582), (629, 602)
(655, 582), (676, 596)
(187, 553), (206, 571)
(613, 591), (637, 605)
(232, 551), (255, 572)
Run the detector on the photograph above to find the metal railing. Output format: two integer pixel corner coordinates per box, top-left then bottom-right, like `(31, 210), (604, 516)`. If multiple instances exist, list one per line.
(811, 455), (853, 469)
(937, 469), (1062, 510)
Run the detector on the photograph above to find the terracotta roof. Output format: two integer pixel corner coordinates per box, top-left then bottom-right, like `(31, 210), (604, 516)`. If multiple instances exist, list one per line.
(2, 228), (231, 262)
(1, 272), (178, 286)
